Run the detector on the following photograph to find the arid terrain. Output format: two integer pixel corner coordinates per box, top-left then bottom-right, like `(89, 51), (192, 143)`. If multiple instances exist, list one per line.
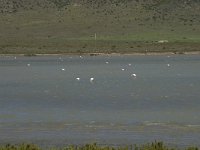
(0, 0), (200, 54)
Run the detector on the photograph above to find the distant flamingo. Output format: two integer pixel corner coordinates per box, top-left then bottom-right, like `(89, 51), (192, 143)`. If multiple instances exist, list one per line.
(90, 78), (94, 82)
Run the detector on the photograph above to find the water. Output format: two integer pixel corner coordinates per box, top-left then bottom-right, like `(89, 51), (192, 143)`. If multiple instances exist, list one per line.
(0, 54), (200, 147)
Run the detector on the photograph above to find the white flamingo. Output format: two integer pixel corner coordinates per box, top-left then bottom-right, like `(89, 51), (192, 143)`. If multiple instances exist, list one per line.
(90, 78), (94, 82)
(131, 74), (137, 77)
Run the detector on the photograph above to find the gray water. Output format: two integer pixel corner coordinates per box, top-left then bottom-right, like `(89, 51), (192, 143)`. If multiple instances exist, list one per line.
(0, 55), (200, 147)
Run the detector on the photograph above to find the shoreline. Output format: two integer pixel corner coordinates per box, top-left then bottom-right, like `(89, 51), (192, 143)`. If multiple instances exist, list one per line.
(0, 51), (200, 57)
(0, 142), (199, 149)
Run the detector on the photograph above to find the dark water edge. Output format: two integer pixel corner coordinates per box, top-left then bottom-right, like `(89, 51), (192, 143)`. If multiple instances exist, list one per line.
(1, 122), (200, 147)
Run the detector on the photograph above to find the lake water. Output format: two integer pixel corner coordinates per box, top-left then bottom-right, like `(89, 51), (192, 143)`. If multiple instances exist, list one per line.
(0, 55), (200, 147)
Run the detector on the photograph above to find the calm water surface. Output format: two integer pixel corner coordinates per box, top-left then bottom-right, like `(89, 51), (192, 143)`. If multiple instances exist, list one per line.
(0, 55), (200, 146)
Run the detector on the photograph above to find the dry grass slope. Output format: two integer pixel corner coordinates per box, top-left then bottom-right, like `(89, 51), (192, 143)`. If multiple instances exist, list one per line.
(0, 0), (200, 54)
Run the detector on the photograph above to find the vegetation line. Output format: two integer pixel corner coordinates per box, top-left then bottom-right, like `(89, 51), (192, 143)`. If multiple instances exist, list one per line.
(0, 142), (199, 150)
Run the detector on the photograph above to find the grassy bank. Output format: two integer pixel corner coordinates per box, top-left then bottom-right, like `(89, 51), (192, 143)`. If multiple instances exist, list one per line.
(0, 142), (199, 150)
(0, 1), (200, 54)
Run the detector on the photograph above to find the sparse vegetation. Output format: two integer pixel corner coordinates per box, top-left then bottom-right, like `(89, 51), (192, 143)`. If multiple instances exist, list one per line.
(0, 142), (199, 150)
(0, 0), (200, 54)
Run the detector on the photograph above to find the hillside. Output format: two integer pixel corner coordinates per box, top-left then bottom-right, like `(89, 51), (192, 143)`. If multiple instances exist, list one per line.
(0, 0), (200, 54)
